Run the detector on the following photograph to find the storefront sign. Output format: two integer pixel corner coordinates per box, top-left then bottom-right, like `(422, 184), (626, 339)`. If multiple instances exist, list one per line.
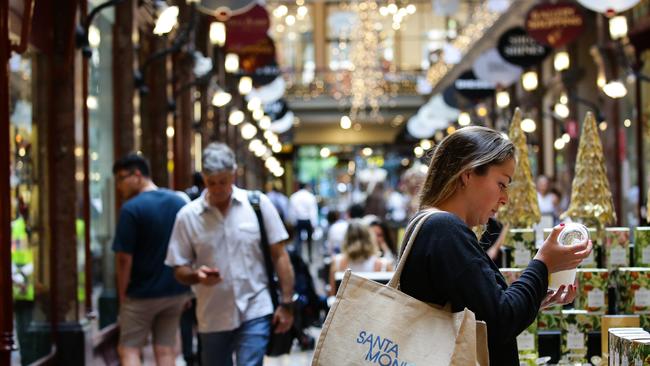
(526, 3), (584, 47)
(472, 48), (522, 87)
(453, 70), (496, 101)
(497, 27), (551, 67)
(575, 0), (640, 14)
(224, 5), (270, 51)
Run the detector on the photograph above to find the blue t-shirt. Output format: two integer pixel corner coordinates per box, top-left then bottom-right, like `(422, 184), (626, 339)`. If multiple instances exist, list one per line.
(112, 189), (190, 298)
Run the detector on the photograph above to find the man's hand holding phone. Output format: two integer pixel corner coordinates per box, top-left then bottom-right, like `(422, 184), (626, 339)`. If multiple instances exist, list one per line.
(197, 265), (222, 286)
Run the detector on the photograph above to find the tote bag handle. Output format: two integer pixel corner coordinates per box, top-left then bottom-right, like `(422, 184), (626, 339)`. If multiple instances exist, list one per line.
(387, 209), (440, 289)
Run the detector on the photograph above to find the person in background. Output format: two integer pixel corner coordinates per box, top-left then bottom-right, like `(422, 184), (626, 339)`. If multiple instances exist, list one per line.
(166, 143), (294, 366)
(266, 180), (289, 224)
(536, 175), (556, 225)
(185, 172), (205, 201)
(288, 182), (319, 262)
(399, 126), (592, 365)
(366, 217), (397, 265)
(112, 153), (191, 366)
(328, 219), (394, 296)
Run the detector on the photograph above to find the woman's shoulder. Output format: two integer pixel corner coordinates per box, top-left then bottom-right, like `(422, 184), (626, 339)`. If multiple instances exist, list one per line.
(418, 211), (468, 232)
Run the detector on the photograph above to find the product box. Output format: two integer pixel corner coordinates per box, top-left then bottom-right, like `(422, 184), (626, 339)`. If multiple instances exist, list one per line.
(608, 329), (650, 366)
(575, 269), (609, 313)
(505, 228), (536, 268)
(499, 268), (523, 286)
(537, 310), (562, 331)
(542, 227), (598, 267)
(634, 227), (650, 267)
(605, 227), (631, 269)
(617, 267), (650, 316)
(560, 310), (599, 363)
(602, 315), (641, 358)
(516, 320), (537, 365)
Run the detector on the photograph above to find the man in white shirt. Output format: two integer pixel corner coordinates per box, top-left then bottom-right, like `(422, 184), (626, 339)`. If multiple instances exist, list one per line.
(165, 143), (294, 366)
(288, 183), (318, 262)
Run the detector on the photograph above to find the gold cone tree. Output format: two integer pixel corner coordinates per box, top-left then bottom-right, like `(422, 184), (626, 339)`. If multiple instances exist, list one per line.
(498, 108), (541, 228)
(561, 112), (616, 227)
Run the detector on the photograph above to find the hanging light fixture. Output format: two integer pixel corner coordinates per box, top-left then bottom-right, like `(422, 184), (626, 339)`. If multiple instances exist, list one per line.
(153, 3), (179, 35)
(609, 16), (628, 40)
(247, 97), (262, 111)
(211, 88), (232, 107)
(340, 116), (352, 129)
(496, 91), (510, 108)
(458, 112), (471, 126)
(209, 22), (226, 46)
(228, 109), (245, 125)
(521, 71), (538, 91)
(224, 53), (239, 73)
(259, 116), (271, 130)
(238, 76), (253, 95)
(553, 51), (570, 72)
(520, 118), (537, 133)
(554, 103), (570, 118)
(603, 80), (628, 98)
(240, 122), (258, 140)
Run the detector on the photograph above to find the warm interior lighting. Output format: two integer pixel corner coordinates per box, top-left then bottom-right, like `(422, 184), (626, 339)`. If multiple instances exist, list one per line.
(240, 122), (258, 140)
(209, 22), (226, 46)
(224, 53), (239, 73)
(340, 116), (352, 129)
(554, 52), (570, 72)
(554, 103), (570, 119)
(603, 80), (628, 98)
(211, 89), (232, 107)
(238, 76), (253, 95)
(521, 118), (536, 133)
(153, 5), (179, 35)
(522, 71), (538, 91)
(609, 16), (628, 40)
(458, 112), (471, 126)
(228, 109), (245, 125)
(496, 91), (510, 108)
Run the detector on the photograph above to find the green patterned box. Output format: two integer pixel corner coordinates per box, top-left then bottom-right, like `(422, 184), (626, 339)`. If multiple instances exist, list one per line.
(505, 228), (536, 268)
(560, 310), (600, 363)
(605, 227), (631, 269)
(499, 268), (523, 286)
(617, 268), (650, 316)
(608, 330), (650, 366)
(543, 227), (598, 267)
(575, 269), (609, 313)
(634, 227), (650, 267)
(516, 321), (537, 365)
(537, 308), (562, 331)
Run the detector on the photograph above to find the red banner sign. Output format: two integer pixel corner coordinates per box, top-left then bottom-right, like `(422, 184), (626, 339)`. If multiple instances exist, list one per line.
(526, 3), (584, 48)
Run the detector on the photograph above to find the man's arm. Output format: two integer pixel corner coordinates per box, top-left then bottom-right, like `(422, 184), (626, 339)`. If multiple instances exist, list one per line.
(269, 242), (294, 303)
(115, 252), (132, 303)
(174, 265), (222, 286)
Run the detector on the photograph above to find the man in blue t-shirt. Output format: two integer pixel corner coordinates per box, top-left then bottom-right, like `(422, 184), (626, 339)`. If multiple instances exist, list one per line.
(112, 153), (190, 366)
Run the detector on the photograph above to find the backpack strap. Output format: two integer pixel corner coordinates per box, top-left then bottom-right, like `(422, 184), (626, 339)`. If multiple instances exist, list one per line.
(248, 190), (279, 309)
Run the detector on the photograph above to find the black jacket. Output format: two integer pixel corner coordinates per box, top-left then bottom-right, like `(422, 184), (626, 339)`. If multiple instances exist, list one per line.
(400, 212), (548, 365)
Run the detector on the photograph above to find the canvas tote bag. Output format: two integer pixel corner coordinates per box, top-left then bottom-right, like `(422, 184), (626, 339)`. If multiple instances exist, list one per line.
(311, 209), (489, 366)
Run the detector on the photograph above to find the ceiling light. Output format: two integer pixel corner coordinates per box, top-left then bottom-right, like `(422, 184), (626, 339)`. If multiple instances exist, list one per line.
(496, 91), (510, 108)
(603, 80), (627, 98)
(153, 5), (179, 35)
(553, 52), (570, 72)
(458, 112), (471, 126)
(228, 109), (244, 125)
(521, 71), (538, 91)
(224, 53), (239, 73)
(240, 122), (258, 140)
(211, 89), (231, 107)
(340, 116), (352, 129)
(609, 15), (628, 40)
(554, 103), (570, 119)
(520, 118), (536, 133)
(209, 22), (226, 46)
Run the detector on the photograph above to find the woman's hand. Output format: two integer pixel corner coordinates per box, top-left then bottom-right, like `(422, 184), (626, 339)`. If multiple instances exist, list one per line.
(541, 283), (578, 309)
(534, 224), (592, 273)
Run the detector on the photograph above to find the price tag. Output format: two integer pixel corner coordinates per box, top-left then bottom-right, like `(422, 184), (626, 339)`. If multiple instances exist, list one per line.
(635, 288), (650, 307)
(567, 331), (584, 350)
(642, 247), (650, 264)
(514, 249), (531, 267)
(517, 330), (535, 350)
(588, 288), (605, 308)
(609, 246), (628, 266)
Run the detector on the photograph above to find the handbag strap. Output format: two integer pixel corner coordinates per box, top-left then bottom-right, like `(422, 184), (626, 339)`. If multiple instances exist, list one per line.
(248, 190), (280, 309)
(387, 209), (441, 289)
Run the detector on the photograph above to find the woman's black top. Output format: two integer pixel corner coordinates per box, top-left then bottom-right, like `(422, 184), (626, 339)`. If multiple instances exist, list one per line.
(400, 212), (548, 366)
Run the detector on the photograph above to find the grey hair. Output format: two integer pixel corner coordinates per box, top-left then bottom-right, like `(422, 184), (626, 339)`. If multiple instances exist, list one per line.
(202, 142), (238, 174)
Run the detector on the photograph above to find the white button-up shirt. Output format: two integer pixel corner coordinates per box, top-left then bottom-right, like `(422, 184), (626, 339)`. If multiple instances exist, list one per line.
(288, 189), (318, 227)
(165, 186), (288, 333)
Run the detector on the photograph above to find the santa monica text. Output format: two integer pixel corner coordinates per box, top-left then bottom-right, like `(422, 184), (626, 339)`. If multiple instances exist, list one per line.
(356, 331), (415, 366)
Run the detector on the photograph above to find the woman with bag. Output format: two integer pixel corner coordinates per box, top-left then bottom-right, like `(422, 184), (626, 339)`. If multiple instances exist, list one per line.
(400, 126), (592, 365)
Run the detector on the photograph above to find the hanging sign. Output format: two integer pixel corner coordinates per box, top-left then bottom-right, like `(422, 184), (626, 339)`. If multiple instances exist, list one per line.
(525, 3), (584, 47)
(232, 35), (277, 75)
(472, 48), (522, 87)
(575, 0), (640, 14)
(497, 27), (551, 67)
(224, 5), (270, 51)
(198, 0), (257, 20)
(453, 70), (496, 101)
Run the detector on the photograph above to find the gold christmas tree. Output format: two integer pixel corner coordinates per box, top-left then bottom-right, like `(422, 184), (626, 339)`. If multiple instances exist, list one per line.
(561, 112), (616, 227)
(498, 108), (541, 228)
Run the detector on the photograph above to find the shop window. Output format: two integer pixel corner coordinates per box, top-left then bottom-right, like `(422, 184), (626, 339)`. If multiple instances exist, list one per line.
(9, 50), (52, 365)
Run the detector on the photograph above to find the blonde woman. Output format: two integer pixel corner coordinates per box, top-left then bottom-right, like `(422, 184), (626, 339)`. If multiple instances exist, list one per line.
(328, 219), (393, 296)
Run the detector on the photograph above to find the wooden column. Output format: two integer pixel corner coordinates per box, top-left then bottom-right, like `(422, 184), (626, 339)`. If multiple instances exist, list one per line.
(0, 0), (15, 361)
(113, 0), (135, 159)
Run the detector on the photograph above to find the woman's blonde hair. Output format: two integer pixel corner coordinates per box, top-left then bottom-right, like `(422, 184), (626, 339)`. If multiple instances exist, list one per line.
(419, 126), (515, 209)
(342, 219), (378, 261)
